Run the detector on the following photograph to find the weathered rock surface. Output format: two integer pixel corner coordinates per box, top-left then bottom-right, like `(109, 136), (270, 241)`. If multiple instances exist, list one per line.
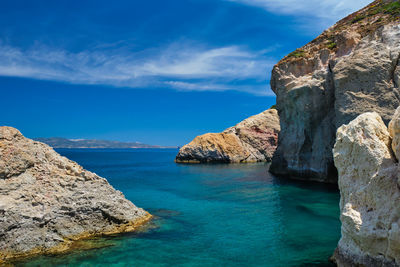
(0, 126), (151, 263)
(175, 109), (280, 163)
(332, 110), (400, 266)
(389, 107), (400, 160)
(270, 0), (400, 183)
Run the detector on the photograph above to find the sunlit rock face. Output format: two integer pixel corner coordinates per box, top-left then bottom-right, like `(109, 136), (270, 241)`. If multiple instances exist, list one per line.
(333, 109), (400, 266)
(175, 109), (280, 163)
(0, 126), (151, 263)
(270, 0), (400, 183)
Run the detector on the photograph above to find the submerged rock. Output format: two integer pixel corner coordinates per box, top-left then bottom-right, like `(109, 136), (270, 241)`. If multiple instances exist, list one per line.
(270, 0), (400, 183)
(175, 109), (280, 163)
(0, 126), (151, 263)
(333, 109), (400, 266)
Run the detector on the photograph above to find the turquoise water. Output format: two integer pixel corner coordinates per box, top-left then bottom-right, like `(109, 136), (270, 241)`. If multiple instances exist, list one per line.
(16, 149), (340, 267)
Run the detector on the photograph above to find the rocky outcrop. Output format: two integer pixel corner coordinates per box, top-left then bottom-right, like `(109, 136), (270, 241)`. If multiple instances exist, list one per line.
(270, 0), (400, 183)
(175, 109), (280, 163)
(332, 109), (400, 266)
(0, 127), (151, 263)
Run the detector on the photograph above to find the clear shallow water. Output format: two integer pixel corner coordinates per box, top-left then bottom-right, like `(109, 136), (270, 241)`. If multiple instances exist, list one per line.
(16, 149), (340, 267)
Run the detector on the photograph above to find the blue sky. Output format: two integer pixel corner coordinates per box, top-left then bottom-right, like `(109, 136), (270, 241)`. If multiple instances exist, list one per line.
(1, 0), (370, 146)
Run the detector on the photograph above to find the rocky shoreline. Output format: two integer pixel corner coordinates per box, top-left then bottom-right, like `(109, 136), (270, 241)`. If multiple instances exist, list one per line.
(175, 108), (280, 163)
(4, 1), (400, 266)
(0, 127), (151, 264)
(2, 213), (152, 265)
(174, 1), (400, 265)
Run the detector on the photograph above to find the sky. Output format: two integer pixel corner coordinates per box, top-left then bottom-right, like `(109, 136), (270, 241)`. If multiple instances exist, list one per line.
(1, 0), (371, 146)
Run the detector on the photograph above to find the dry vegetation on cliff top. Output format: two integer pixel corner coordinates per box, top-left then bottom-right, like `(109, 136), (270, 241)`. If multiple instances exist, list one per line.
(281, 0), (400, 64)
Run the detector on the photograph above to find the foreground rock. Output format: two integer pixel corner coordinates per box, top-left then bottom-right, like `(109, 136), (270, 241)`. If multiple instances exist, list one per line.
(270, 0), (400, 183)
(175, 109), (280, 163)
(332, 110), (400, 266)
(0, 127), (151, 263)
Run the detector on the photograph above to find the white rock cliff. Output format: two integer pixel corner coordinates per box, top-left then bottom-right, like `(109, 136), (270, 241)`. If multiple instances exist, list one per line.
(270, 0), (400, 183)
(333, 108), (400, 266)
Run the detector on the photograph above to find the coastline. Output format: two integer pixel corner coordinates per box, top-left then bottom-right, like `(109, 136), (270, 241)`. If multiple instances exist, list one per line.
(0, 213), (152, 265)
(174, 159), (264, 164)
(5, 148), (341, 266)
(53, 147), (179, 149)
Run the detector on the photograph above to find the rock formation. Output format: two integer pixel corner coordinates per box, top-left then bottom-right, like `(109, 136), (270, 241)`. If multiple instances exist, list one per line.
(0, 126), (151, 264)
(332, 109), (400, 266)
(270, 0), (400, 183)
(175, 108), (280, 163)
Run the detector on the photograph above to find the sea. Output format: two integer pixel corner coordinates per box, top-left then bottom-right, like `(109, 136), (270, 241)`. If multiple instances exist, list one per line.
(15, 148), (340, 267)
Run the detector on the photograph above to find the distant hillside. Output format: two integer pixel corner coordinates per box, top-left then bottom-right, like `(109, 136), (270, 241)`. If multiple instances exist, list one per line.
(34, 137), (165, 149)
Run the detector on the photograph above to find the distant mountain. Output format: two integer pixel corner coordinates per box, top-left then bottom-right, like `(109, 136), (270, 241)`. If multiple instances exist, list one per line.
(34, 137), (167, 149)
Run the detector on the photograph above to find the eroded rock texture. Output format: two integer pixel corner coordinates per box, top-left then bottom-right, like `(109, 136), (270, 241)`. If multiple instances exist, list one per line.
(175, 109), (280, 163)
(270, 0), (400, 183)
(333, 109), (400, 266)
(0, 126), (151, 263)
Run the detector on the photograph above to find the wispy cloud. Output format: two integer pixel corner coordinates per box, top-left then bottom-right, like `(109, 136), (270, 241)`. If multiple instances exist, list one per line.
(228, 0), (371, 28)
(164, 81), (274, 96)
(140, 45), (269, 79)
(0, 41), (274, 95)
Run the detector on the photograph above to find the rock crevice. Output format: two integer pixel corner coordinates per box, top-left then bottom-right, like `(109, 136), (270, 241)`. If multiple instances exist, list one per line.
(391, 52), (400, 88)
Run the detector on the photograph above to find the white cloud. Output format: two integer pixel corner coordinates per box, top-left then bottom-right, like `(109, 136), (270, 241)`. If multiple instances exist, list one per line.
(228, 0), (371, 28)
(164, 80), (274, 96)
(141, 46), (263, 78)
(164, 81), (230, 91)
(0, 42), (274, 95)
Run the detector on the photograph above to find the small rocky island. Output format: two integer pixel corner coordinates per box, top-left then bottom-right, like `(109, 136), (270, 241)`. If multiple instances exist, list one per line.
(175, 108), (280, 163)
(0, 127), (151, 264)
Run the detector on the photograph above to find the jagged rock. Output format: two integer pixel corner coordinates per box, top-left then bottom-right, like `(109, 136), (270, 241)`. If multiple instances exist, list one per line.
(333, 110), (400, 266)
(0, 126), (151, 263)
(389, 107), (400, 160)
(270, 0), (400, 183)
(175, 109), (280, 163)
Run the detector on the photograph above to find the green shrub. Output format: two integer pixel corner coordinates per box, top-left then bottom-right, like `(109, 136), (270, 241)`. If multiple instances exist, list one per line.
(368, 1), (400, 16)
(327, 41), (337, 50)
(288, 49), (305, 58)
(382, 1), (400, 15)
(351, 15), (366, 23)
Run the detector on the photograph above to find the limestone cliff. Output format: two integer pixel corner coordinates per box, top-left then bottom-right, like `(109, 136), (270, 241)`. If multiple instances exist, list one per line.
(333, 109), (400, 266)
(270, 0), (400, 183)
(0, 127), (151, 263)
(175, 109), (280, 163)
